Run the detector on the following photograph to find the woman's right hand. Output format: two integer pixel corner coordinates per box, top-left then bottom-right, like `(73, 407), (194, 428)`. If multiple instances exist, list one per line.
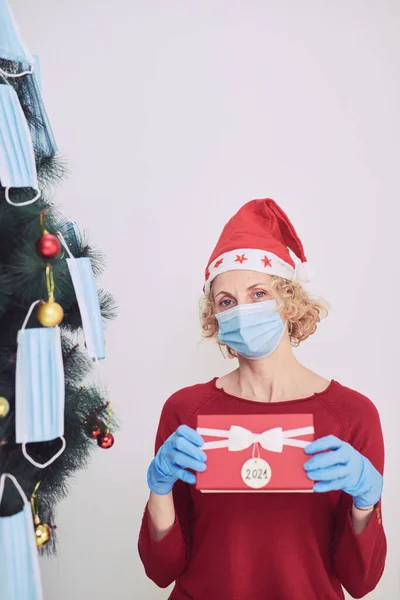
(147, 425), (207, 495)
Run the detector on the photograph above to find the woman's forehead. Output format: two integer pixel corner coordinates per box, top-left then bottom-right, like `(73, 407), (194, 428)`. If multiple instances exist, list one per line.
(212, 270), (272, 293)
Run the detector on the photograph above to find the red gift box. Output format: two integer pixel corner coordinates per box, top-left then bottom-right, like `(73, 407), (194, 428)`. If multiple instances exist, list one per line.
(196, 414), (314, 493)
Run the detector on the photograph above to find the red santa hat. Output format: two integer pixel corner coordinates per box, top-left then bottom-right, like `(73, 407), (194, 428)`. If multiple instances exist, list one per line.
(204, 198), (313, 293)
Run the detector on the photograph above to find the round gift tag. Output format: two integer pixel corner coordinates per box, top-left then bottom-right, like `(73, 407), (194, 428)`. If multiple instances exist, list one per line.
(241, 458), (272, 489)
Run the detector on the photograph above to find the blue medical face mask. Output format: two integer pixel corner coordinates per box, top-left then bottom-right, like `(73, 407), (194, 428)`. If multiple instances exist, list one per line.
(24, 63), (58, 158)
(15, 302), (66, 468)
(0, 84), (40, 206)
(216, 299), (286, 360)
(66, 257), (106, 360)
(58, 231), (105, 361)
(0, 473), (44, 600)
(0, 0), (34, 77)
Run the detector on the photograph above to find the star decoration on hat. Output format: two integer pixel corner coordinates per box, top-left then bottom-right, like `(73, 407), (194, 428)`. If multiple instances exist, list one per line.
(235, 254), (248, 264)
(214, 258), (224, 269)
(261, 255), (272, 268)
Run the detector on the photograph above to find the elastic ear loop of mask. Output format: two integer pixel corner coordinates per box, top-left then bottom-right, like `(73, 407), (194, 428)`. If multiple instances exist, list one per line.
(19, 300), (66, 469)
(57, 230), (74, 259)
(0, 70), (41, 207)
(0, 473), (28, 506)
(0, 64), (34, 78)
(5, 188), (41, 207)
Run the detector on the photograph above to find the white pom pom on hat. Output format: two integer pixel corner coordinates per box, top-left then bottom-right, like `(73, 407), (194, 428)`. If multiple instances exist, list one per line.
(294, 261), (314, 284)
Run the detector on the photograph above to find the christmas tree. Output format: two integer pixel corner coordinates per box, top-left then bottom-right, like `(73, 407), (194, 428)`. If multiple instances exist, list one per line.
(0, 0), (116, 564)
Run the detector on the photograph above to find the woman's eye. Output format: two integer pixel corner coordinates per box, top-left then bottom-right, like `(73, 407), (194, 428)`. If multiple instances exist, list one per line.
(254, 291), (267, 299)
(220, 299), (233, 308)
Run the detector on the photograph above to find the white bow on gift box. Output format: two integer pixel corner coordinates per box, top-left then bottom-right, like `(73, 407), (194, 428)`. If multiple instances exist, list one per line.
(197, 425), (314, 453)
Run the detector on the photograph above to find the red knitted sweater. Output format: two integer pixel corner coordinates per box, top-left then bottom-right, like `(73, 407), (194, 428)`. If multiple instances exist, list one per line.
(138, 379), (386, 600)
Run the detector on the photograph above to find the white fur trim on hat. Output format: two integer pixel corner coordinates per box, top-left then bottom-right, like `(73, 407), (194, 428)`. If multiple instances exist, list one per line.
(204, 248), (294, 293)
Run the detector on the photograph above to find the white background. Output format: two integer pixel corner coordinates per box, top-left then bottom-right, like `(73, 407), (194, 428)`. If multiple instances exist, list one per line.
(12, 1), (399, 598)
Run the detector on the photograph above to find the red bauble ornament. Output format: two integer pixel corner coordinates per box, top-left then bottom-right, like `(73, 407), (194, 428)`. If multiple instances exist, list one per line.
(85, 417), (105, 439)
(36, 232), (61, 259)
(90, 423), (102, 439)
(97, 432), (114, 449)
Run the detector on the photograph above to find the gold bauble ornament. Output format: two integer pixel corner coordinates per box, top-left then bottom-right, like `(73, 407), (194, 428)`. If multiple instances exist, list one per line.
(34, 515), (51, 547)
(0, 397), (10, 418)
(37, 297), (64, 327)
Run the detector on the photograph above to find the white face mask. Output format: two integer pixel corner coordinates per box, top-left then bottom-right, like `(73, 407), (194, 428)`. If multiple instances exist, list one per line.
(0, 473), (44, 600)
(15, 302), (66, 468)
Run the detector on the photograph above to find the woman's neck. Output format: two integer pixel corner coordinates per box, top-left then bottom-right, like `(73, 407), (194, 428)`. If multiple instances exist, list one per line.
(220, 337), (328, 403)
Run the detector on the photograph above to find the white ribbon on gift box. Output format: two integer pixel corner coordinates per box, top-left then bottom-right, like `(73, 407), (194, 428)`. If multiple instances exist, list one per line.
(197, 425), (314, 453)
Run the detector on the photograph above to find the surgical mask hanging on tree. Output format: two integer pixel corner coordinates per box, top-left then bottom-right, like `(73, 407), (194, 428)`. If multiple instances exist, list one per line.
(0, 0), (34, 77)
(0, 84), (40, 206)
(0, 474), (44, 600)
(23, 64), (58, 159)
(15, 268), (66, 469)
(58, 230), (106, 361)
(216, 299), (286, 360)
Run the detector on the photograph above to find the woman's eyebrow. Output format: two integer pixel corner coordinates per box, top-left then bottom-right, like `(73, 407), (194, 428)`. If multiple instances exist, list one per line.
(214, 283), (268, 299)
(247, 283), (268, 291)
(214, 290), (232, 299)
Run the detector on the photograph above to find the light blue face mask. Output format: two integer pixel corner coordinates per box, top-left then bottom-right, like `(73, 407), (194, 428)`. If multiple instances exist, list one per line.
(59, 232), (105, 360)
(25, 61), (58, 158)
(0, 0), (34, 77)
(15, 302), (66, 468)
(216, 299), (286, 360)
(33, 55), (41, 87)
(63, 219), (81, 247)
(67, 257), (106, 361)
(0, 84), (40, 206)
(0, 474), (44, 600)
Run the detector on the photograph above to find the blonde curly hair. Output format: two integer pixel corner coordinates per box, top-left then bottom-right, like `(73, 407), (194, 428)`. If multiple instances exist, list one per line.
(199, 276), (329, 358)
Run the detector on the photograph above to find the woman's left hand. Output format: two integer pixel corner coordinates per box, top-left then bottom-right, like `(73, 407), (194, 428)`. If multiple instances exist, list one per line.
(304, 435), (383, 509)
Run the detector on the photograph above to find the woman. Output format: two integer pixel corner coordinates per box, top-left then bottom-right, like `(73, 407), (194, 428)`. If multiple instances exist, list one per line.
(138, 198), (386, 600)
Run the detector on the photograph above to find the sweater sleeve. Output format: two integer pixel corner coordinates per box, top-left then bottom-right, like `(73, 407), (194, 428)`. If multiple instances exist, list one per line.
(138, 395), (193, 588)
(332, 397), (387, 599)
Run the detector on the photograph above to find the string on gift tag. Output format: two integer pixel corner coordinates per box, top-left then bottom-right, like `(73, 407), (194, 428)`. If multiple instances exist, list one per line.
(251, 441), (261, 459)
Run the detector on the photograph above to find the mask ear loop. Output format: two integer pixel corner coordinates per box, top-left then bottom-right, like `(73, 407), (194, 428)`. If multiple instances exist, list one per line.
(22, 437), (66, 469)
(0, 473), (28, 505)
(0, 72), (10, 85)
(19, 301), (67, 469)
(5, 188), (41, 207)
(56, 230), (74, 258)
(0, 64), (34, 78)
(21, 300), (41, 330)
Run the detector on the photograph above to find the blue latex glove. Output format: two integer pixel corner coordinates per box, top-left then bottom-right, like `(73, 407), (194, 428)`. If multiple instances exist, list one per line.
(304, 435), (383, 509)
(147, 425), (207, 495)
